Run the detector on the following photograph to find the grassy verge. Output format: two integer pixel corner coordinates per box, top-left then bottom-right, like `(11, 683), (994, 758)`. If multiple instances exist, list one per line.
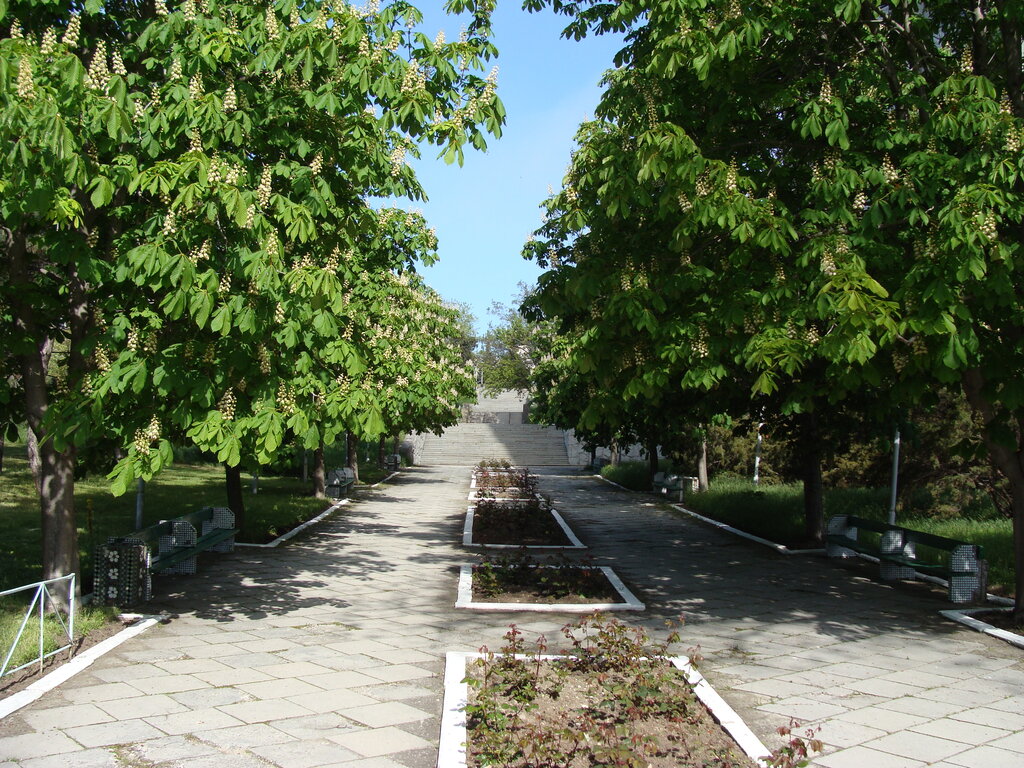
(599, 459), (671, 491)
(680, 477), (1016, 596)
(1, 444), (388, 593)
(0, 604), (117, 678)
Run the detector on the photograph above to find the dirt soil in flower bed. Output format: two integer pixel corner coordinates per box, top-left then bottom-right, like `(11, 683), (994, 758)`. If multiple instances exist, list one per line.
(472, 565), (620, 604)
(472, 505), (572, 546)
(465, 660), (755, 767)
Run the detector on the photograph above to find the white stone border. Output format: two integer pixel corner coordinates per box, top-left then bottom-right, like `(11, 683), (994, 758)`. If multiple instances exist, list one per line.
(0, 616), (161, 720)
(940, 608), (1024, 650)
(236, 498), (351, 548)
(466, 491), (541, 502)
(595, 473), (825, 555)
(438, 651), (771, 768)
(462, 507), (586, 550)
(455, 564), (644, 612)
(669, 503), (825, 556)
(370, 470), (401, 487)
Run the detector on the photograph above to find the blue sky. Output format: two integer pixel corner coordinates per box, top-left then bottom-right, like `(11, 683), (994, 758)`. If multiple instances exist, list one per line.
(409, 4), (624, 333)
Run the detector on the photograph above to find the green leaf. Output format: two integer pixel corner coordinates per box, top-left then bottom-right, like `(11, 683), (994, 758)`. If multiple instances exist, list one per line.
(89, 176), (114, 209)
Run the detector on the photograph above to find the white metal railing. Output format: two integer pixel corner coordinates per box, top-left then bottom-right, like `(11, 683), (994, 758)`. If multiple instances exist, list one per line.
(1, 574), (76, 679)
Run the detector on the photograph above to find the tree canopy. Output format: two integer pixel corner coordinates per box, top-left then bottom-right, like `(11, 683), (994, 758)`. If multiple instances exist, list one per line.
(1, 0), (505, 586)
(523, 0), (1024, 613)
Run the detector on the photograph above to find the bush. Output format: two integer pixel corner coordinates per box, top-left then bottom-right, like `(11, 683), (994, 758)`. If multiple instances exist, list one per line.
(600, 460), (671, 492)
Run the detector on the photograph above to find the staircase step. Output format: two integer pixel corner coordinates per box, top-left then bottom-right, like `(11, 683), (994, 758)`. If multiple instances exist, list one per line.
(417, 422), (569, 466)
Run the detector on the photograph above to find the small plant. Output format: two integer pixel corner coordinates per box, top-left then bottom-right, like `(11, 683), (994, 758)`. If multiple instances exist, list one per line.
(477, 458), (514, 470)
(766, 720), (822, 768)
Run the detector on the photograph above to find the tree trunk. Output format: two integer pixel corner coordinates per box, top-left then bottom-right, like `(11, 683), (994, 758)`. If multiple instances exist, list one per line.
(11, 230), (78, 609)
(698, 438), (709, 492)
(646, 436), (659, 484)
(225, 463), (246, 531)
(963, 369), (1024, 620)
(392, 435), (400, 455)
(0, 431), (5, 474)
(312, 440), (326, 499)
(378, 435), (386, 468)
(346, 431), (360, 483)
(801, 411), (825, 544)
(589, 446), (597, 468)
(610, 440), (621, 466)
(26, 427), (43, 494)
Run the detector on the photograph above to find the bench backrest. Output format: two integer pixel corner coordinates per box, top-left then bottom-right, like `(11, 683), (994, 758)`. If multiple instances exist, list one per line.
(327, 468), (356, 484)
(903, 527), (983, 559)
(845, 515), (982, 558)
(122, 520), (174, 546)
(175, 506), (236, 532)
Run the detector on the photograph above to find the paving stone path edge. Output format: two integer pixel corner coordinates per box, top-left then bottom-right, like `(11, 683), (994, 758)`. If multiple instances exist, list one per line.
(0, 617), (161, 721)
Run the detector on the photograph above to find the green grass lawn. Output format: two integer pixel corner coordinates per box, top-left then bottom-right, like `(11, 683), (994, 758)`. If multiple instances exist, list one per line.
(0, 444), (389, 593)
(0, 603), (116, 678)
(680, 477), (1016, 597)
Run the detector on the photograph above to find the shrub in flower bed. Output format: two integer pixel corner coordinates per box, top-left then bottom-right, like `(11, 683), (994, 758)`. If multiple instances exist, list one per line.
(473, 467), (537, 491)
(476, 458), (515, 470)
(473, 553), (619, 604)
(461, 616), (820, 767)
(470, 497), (572, 547)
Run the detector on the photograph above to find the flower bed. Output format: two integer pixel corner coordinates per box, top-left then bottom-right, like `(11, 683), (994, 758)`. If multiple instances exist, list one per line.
(463, 502), (585, 549)
(439, 617), (789, 768)
(455, 560), (643, 612)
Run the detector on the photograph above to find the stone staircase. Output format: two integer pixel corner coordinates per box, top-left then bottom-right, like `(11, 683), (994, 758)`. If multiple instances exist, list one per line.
(415, 423), (570, 466)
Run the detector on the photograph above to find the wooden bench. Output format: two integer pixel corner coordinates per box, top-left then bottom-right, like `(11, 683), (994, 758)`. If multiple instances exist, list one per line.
(326, 467), (356, 499)
(94, 506), (238, 605)
(384, 454), (401, 472)
(826, 514), (987, 603)
(652, 472), (698, 501)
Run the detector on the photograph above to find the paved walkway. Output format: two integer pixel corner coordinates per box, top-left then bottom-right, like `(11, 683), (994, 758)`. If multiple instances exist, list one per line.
(0, 467), (1021, 768)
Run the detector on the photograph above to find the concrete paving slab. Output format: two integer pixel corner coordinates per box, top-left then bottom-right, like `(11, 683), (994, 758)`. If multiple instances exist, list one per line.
(146, 706), (245, 735)
(21, 703), (114, 731)
(288, 690), (380, 712)
(327, 726), (432, 757)
(95, 693), (187, 719)
(239, 678), (323, 700)
(988, 729), (1024, 753)
(910, 717), (1012, 745)
(125, 673), (210, 695)
(815, 745), (927, 767)
(218, 699), (315, 724)
(336, 702), (431, 728)
(945, 745), (1024, 768)
(250, 738), (359, 767)
(194, 722), (294, 749)
(19, 747), (117, 768)
(118, 734), (220, 762)
(863, 731), (972, 762)
(0, 731), (83, 761)
(63, 718), (165, 747)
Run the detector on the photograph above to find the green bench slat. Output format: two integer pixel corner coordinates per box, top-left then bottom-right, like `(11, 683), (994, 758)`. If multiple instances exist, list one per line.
(149, 527), (239, 571)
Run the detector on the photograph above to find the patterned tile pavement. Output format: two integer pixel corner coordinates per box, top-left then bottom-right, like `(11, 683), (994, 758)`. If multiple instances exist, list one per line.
(0, 466), (1020, 767)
